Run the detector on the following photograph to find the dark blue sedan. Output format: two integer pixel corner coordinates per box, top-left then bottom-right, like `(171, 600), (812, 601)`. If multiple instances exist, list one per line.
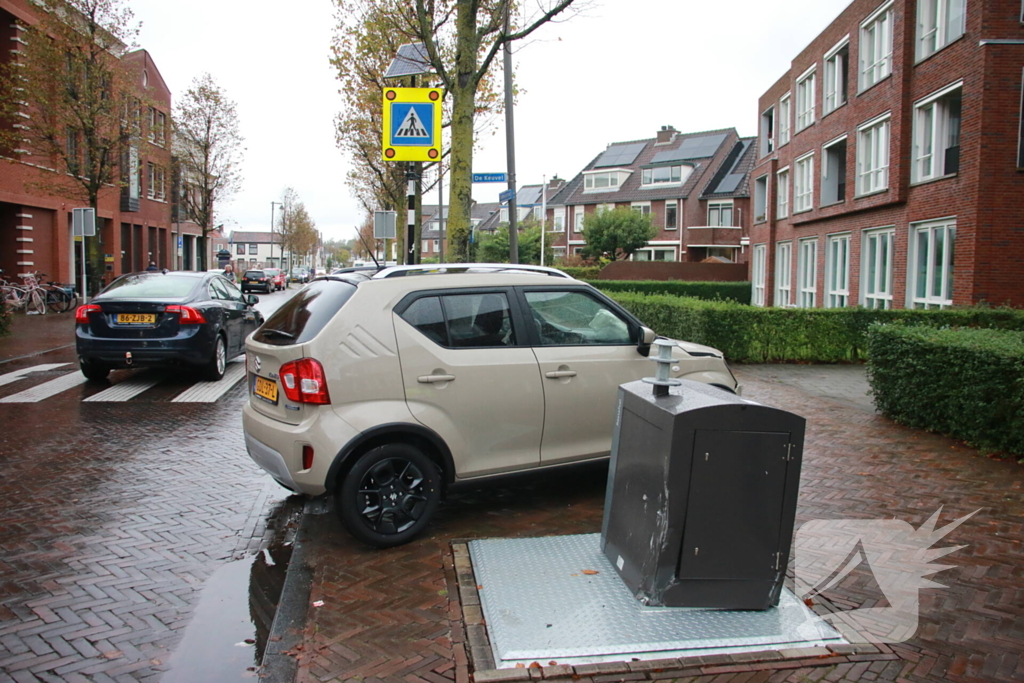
(75, 271), (264, 382)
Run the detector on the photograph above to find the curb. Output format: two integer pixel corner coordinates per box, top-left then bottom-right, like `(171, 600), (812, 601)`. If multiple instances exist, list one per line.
(0, 343), (75, 365)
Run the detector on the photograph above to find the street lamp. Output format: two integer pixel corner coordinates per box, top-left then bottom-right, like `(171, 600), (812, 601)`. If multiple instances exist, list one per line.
(270, 201), (283, 268)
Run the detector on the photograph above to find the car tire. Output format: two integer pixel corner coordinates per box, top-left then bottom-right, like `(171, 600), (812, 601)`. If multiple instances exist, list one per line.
(80, 358), (110, 382)
(202, 334), (228, 382)
(338, 444), (442, 548)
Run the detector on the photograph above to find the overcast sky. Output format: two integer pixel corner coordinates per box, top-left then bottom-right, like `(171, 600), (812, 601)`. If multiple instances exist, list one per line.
(133, 0), (854, 242)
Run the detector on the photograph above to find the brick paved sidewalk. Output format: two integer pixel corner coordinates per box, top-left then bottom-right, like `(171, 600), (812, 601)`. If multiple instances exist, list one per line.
(290, 366), (1023, 683)
(0, 312), (76, 363)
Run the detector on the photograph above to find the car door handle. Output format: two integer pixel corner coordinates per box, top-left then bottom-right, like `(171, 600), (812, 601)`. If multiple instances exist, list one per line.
(545, 370), (577, 379)
(418, 374), (455, 383)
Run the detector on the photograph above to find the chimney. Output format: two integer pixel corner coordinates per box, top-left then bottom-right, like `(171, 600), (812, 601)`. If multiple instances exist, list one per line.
(656, 125), (677, 144)
(548, 176), (564, 190)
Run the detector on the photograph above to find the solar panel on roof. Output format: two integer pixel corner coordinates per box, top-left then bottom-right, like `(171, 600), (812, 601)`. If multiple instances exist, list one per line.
(714, 173), (745, 194)
(651, 133), (728, 164)
(593, 142), (646, 168)
(385, 43), (433, 79)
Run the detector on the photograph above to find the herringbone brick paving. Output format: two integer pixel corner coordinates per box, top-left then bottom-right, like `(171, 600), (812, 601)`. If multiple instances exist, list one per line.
(295, 366), (1023, 683)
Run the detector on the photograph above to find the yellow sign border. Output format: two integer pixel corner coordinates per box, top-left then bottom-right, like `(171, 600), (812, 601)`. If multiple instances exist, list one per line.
(382, 87), (442, 163)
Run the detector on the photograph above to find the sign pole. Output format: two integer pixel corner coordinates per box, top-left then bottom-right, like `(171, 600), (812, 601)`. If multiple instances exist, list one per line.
(541, 174), (547, 267)
(503, 2), (519, 264)
(81, 235), (87, 303)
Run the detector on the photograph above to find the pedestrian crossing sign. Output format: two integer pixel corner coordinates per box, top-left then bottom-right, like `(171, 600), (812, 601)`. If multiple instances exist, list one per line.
(382, 87), (442, 162)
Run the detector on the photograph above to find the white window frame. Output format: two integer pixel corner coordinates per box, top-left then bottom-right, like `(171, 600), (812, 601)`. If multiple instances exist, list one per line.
(861, 227), (895, 309)
(793, 153), (815, 214)
(821, 135), (848, 206)
(823, 36), (850, 115)
(553, 208), (565, 232)
(826, 233), (851, 308)
(909, 218), (956, 308)
(917, 0), (966, 62)
(664, 200), (678, 230)
(754, 175), (768, 222)
(597, 203), (615, 214)
(573, 206), (584, 233)
(707, 200), (734, 227)
(631, 247), (677, 262)
(583, 169), (630, 193)
(776, 167), (790, 219)
(752, 244), (767, 307)
(422, 239), (430, 253)
(796, 66), (817, 132)
(500, 207), (509, 223)
(760, 106), (776, 156)
(778, 93), (792, 146)
(641, 165), (688, 187)
(856, 113), (891, 195)
(797, 238), (818, 308)
(631, 202), (651, 216)
(912, 81), (963, 182)
(775, 241), (792, 307)
(860, 1), (894, 92)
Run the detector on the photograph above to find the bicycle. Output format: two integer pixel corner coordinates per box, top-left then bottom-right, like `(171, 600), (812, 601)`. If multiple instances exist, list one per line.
(42, 281), (77, 313)
(0, 269), (28, 312)
(17, 272), (49, 315)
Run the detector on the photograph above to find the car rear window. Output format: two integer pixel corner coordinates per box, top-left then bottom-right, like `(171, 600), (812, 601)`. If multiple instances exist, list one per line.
(253, 280), (357, 346)
(244, 270), (265, 277)
(96, 273), (198, 300)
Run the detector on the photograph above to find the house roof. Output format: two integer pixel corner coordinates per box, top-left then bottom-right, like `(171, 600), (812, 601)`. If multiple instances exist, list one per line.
(230, 230), (280, 244)
(701, 137), (757, 199)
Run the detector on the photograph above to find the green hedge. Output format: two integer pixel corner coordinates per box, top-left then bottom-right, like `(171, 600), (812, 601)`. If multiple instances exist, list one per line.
(0, 299), (9, 338)
(586, 279), (751, 304)
(560, 266), (602, 279)
(605, 293), (1024, 363)
(866, 325), (1024, 456)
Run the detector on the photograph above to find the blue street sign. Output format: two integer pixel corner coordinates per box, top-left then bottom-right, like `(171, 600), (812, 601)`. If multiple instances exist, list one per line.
(472, 173), (507, 183)
(389, 102), (435, 147)
(499, 188), (516, 203)
(177, 236), (183, 248)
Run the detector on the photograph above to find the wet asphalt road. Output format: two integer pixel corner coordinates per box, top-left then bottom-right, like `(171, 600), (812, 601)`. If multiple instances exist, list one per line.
(0, 288), (303, 682)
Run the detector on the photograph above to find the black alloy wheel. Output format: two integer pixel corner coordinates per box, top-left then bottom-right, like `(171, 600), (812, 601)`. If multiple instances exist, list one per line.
(80, 358), (110, 382)
(202, 334), (227, 381)
(338, 444), (441, 548)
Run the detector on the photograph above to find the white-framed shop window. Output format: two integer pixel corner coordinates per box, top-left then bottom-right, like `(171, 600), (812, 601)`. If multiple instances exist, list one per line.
(826, 233), (851, 308)
(797, 237), (818, 308)
(909, 218), (956, 308)
(752, 243), (767, 307)
(856, 113), (891, 195)
(775, 241), (792, 307)
(861, 227), (895, 309)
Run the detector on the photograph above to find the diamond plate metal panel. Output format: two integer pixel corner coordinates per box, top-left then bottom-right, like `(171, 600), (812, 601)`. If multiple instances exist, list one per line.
(469, 534), (843, 668)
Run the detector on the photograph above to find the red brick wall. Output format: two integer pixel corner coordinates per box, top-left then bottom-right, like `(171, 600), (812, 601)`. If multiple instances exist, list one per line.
(597, 260), (748, 282)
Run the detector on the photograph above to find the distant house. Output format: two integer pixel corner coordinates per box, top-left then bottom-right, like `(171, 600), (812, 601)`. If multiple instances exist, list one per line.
(228, 231), (284, 272)
(419, 201), (501, 260)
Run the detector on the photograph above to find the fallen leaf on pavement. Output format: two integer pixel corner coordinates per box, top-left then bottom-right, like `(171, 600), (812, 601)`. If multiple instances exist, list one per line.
(102, 651), (122, 660)
(582, 569), (599, 575)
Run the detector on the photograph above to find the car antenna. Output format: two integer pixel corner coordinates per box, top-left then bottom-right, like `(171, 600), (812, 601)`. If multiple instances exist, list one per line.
(355, 230), (381, 269)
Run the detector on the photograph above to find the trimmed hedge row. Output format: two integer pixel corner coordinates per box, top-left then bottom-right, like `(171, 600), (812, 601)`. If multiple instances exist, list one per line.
(586, 279), (751, 304)
(605, 292), (1024, 363)
(866, 325), (1024, 457)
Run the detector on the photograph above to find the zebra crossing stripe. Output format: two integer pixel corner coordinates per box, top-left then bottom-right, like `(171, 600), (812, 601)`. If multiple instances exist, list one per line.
(84, 372), (165, 402)
(0, 363), (70, 388)
(0, 371), (88, 403)
(170, 361), (246, 403)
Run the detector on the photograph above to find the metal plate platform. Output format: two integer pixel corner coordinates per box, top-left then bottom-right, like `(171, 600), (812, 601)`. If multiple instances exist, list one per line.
(469, 534), (844, 668)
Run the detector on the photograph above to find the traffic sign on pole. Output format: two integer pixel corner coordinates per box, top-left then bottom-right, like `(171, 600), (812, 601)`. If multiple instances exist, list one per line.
(498, 188), (516, 203)
(472, 173), (507, 183)
(373, 210), (397, 239)
(382, 88), (442, 162)
(72, 208), (96, 236)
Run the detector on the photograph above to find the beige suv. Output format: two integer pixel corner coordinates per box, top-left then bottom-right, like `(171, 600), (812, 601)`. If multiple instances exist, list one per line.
(242, 265), (738, 547)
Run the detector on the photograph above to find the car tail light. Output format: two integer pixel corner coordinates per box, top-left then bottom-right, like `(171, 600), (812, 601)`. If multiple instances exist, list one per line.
(279, 358), (331, 404)
(302, 445), (315, 470)
(75, 304), (101, 324)
(165, 305), (207, 324)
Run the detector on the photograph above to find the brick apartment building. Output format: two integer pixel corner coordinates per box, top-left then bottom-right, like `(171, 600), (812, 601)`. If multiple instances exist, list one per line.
(545, 126), (757, 264)
(0, 0), (172, 292)
(750, 0), (1024, 309)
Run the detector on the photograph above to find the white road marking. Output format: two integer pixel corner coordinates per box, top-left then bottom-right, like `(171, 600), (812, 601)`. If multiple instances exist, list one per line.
(170, 360), (246, 403)
(0, 363), (70, 388)
(0, 371), (88, 403)
(83, 372), (165, 402)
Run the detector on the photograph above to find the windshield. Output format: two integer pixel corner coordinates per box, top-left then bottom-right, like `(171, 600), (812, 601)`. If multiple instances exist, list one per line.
(253, 280), (358, 345)
(96, 273), (199, 300)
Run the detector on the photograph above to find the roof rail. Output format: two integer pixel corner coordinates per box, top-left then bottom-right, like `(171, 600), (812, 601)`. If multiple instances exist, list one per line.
(371, 263), (574, 279)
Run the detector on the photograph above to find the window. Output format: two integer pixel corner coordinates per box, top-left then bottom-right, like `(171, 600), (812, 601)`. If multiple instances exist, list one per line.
(525, 290), (633, 346)
(147, 162), (155, 199)
(797, 238), (818, 308)
(553, 209), (565, 232)
(249, 244), (258, 255)
(597, 203), (615, 214)
(826, 233), (851, 307)
(443, 293), (516, 348)
(641, 165), (688, 186)
(856, 115), (890, 195)
(796, 67), (817, 131)
(754, 175), (768, 222)
(236, 244), (246, 255)
(708, 201), (734, 227)
(632, 248), (676, 262)
(752, 244), (767, 306)
(776, 168), (790, 219)
(860, 1), (894, 91)
(631, 202), (651, 216)
(822, 137), (847, 205)
(862, 228), (895, 308)
(573, 206), (584, 233)
(583, 170), (629, 192)
(760, 106), (775, 156)
(400, 297), (449, 346)
(910, 219), (955, 308)
(775, 241), (792, 307)
(665, 201), (678, 230)
(794, 153), (814, 213)
(912, 83), (962, 182)
(917, 0), (966, 61)
(500, 207), (509, 223)
(779, 94), (792, 146)
(66, 129), (80, 174)
(151, 165), (166, 201)
(422, 239), (430, 253)
(823, 39), (849, 115)
(433, 239), (440, 251)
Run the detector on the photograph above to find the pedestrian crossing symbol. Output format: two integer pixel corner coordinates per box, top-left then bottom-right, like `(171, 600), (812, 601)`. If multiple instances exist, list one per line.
(382, 87), (442, 162)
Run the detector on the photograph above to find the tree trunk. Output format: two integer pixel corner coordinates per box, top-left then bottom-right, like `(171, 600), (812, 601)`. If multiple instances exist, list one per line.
(445, 1), (481, 263)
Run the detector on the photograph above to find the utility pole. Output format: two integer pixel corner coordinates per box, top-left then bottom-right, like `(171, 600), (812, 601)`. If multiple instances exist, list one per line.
(503, 2), (519, 264)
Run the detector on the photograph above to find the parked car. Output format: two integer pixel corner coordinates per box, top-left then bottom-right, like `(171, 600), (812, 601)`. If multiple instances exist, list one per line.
(76, 271), (263, 382)
(243, 265), (738, 548)
(289, 268), (310, 284)
(240, 269), (274, 294)
(263, 268), (286, 291)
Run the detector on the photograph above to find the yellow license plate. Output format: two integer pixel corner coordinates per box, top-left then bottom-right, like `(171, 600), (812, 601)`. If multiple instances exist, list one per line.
(253, 376), (279, 404)
(116, 313), (156, 324)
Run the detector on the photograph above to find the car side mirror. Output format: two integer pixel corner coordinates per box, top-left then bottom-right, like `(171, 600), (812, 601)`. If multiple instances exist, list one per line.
(637, 326), (656, 357)
(245, 294), (259, 306)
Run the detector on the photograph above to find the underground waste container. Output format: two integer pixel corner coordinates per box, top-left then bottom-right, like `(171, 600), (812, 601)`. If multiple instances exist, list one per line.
(601, 378), (805, 611)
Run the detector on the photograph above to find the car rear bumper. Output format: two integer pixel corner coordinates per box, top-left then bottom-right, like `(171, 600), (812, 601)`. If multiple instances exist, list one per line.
(76, 329), (215, 368)
(244, 430), (299, 492)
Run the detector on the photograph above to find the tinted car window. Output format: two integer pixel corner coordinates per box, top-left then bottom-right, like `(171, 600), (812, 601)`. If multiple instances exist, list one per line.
(253, 280), (357, 346)
(442, 293), (515, 348)
(223, 279), (244, 301)
(400, 297), (448, 346)
(525, 290), (633, 345)
(97, 273), (198, 300)
(244, 270), (265, 278)
(209, 278), (231, 300)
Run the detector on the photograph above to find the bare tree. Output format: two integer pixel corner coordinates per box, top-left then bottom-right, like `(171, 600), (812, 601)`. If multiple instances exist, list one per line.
(173, 73), (244, 269)
(277, 187), (319, 269)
